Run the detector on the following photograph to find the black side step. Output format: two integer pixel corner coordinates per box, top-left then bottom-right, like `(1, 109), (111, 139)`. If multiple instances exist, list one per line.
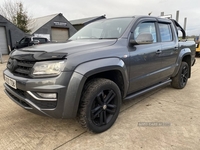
(124, 79), (172, 101)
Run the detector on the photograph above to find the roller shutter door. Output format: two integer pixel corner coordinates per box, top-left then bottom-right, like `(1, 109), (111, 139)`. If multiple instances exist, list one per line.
(0, 27), (8, 54)
(51, 28), (69, 42)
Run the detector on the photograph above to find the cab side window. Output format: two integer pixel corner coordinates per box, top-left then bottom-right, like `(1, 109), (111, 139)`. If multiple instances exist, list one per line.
(19, 38), (30, 44)
(158, 23), (172, 42)
(134, 22), (157, 42)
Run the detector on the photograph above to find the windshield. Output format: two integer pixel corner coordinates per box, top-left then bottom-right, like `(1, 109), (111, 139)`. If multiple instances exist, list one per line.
(69, 18), (133, 40)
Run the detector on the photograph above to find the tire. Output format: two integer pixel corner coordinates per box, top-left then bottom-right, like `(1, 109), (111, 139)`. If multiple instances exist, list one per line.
(78, 78), (121, 133)
(171, 61), (189, 89)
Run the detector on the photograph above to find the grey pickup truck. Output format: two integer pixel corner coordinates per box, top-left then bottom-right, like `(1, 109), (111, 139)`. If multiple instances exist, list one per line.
(3, 16), (195, 133)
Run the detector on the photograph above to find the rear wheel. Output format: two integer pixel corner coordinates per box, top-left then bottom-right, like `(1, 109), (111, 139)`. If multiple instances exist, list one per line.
(78, 78), (121, 133)
(171, 61), (189, 89)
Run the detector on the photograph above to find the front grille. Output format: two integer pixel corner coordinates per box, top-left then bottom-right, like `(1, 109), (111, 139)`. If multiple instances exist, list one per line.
(7, 58), (35, 78)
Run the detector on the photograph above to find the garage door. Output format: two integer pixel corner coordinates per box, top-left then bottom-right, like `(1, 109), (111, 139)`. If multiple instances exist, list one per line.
(51, 28), (69, 42)
(0, 27), (8, 54)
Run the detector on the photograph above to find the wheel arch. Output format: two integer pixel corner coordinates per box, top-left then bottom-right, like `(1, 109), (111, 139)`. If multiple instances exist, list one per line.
(62, 58), (129, 118)
(75, 58), (129, 98)
(172, 48), (192, 78)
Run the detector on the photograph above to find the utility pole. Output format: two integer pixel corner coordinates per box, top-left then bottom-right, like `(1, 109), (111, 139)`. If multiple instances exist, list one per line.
(184, 17), (187, 31)
(176, 10), (179, 22)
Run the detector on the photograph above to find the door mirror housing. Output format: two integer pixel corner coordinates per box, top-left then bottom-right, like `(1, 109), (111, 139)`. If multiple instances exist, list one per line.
(130, 33), (154, 45)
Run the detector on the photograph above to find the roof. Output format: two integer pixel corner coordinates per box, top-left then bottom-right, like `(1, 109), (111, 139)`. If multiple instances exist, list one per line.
(70, 15), (106, 25)
(28, 13), (59, 34)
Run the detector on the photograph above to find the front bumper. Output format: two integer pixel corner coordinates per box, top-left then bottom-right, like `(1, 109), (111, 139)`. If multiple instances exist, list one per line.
(3, 69), (74, 118)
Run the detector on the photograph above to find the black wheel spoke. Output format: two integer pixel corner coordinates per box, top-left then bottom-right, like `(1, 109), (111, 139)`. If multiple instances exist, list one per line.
(182, 75), (187, 82)
(93, 109), (102, 119)
(184, 69), (188, 75)
(103, 111), (107, 124)
(181, 76), (185, 84)
(100, 111), (103, 126)
(181, 74), (184, 80)
(183, 68), (188, 75)
(104, 90), (116, 104)
(97, 94), (104, 105)
(106, 108), (115, 114)
(101, 91), (105, 99)
(91, 106), (101, 114)
(107, 104), (116, 109)
(183, 76), (187, 81)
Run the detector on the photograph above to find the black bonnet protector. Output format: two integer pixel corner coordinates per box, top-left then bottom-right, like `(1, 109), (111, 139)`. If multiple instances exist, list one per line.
(10, 39), (117, 61)
(10, 50), (67, 61)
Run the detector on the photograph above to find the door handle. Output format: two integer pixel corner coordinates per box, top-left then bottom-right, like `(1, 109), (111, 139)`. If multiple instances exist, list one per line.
(156, 50), (162, 54)
(174, 47), (179, 50)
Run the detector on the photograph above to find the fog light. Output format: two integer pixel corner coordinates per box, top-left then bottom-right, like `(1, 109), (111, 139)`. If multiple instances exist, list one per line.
(37, 92), (57, 99)
(27, 91), (57, 101)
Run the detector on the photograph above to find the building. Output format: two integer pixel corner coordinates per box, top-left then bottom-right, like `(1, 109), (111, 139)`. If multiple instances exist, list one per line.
(0, 15), (25, 54)
(70, 15), (106, 30)
(28, 13), (77, 42)
(0, 13), (104, 55)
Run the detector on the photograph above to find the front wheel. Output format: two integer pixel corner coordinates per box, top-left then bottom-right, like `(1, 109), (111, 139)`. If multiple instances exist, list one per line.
(171, 61), (189, 89)
(78, 78), (121, 133)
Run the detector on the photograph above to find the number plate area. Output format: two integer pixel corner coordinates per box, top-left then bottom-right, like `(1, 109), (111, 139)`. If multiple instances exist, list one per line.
(4, 75), (16, 89)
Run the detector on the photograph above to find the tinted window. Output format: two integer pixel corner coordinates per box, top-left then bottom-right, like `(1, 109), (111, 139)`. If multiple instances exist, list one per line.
(20, 38), (30, 44)
(134, 22), (157, 42)
(34, 38), (47, 43)
(158, 23), (172, 42)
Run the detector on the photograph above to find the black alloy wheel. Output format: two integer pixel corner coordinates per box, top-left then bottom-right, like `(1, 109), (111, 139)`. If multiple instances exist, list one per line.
(78, 78), (121, 133)
(171, 61), (189, 89)
(91, 89), (117, 126)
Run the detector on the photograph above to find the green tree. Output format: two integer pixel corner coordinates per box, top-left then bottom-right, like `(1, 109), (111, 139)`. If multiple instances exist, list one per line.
(0, 0), (31, 33)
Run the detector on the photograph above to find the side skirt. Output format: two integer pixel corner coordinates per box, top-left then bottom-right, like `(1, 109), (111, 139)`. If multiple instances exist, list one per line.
(124, 79), (172, 101)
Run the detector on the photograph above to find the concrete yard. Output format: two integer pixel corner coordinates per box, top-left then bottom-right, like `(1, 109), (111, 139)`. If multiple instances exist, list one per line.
(0, 55), (200, 150)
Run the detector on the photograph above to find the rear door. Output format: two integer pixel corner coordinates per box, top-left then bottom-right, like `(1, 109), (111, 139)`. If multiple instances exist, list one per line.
(158, 21), (179, 78)
(128, 19), (162, 94)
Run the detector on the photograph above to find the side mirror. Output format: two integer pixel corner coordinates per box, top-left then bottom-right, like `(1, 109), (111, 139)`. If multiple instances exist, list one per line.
(130, 33), (153, 45)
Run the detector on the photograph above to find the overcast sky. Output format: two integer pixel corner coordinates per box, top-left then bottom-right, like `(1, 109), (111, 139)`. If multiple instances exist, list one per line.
(1, 0), (200, 36)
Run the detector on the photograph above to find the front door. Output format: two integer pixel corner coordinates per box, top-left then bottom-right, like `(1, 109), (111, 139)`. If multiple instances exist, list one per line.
(128, 21), (162, 94)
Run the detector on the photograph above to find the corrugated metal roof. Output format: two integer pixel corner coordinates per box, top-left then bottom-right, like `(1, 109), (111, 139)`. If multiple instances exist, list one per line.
(28, 13), (59, 34)
(70, 15), (106, 25)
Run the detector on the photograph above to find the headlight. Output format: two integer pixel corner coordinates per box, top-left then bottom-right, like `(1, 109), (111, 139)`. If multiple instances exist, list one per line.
(31, 60), (65, 77)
